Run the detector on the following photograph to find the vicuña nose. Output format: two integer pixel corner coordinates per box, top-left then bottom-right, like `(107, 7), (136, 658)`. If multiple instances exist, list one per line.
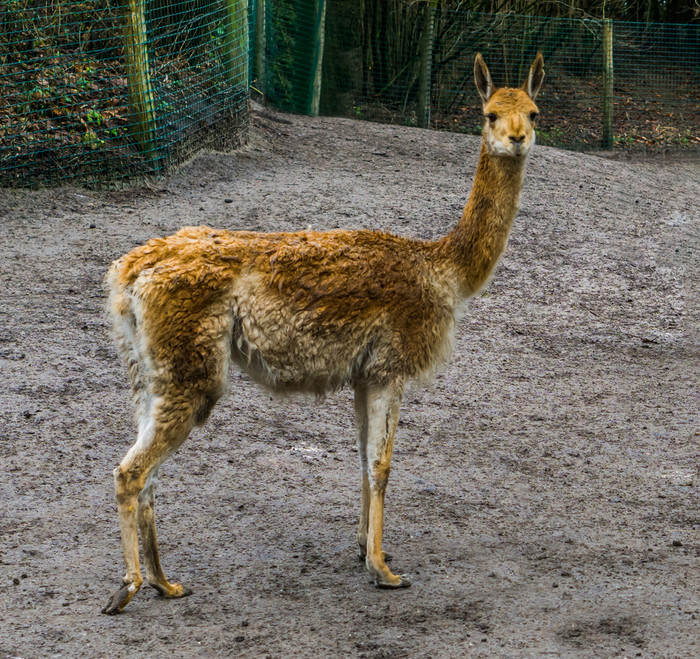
(509, 135), (525, 144)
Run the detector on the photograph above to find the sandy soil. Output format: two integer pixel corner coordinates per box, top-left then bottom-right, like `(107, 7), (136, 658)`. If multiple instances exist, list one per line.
(0, 107), (698, 658)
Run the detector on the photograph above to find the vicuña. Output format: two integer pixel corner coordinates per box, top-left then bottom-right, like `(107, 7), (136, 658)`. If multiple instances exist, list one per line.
(102, 53), (545, 614)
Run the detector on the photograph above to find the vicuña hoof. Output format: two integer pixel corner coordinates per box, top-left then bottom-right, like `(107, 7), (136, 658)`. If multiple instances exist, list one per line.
(376, 573), (412, 589)
(101, 583), (136, 615)
(151, 582), (193, 599)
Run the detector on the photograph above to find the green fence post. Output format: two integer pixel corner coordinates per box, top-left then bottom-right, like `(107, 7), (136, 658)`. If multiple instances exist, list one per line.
(418, 0), (437, 129)
(254, 0), (266, 95)
(308, 0), (327, 117)
(602, 18), (614, 149)
(225, 0), (249, 89)
(122, 0), (158, 161)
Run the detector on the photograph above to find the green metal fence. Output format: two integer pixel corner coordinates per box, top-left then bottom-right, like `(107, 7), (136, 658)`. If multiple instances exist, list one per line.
(321, 2), (700, 149)
(1, 2), (698, 188)
(0, 0), (248, 187)
(315, 6), (700, 151)
(429, 12), (700, 149)
(249, 0), (325, 115)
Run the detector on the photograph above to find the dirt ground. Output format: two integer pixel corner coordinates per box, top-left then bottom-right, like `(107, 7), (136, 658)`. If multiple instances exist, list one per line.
(0, 106), (698, 658)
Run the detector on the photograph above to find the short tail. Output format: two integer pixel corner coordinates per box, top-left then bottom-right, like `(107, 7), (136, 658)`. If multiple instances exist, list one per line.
(105, 259), (147, 408)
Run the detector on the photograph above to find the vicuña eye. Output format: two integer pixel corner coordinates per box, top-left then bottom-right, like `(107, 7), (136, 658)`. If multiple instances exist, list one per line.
(530, 112), (539, 121)
(486, 113), (497, 122)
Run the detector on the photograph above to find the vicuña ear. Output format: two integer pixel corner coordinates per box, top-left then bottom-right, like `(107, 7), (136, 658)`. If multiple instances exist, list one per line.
(523, 52), (545, 100)
(474, 53), (493, 106)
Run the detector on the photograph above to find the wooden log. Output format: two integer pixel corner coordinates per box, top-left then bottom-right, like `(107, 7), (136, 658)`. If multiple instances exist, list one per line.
(224, 0), (250, 89)
(122, 0), (158, 161)
(602, 18), (614, 149)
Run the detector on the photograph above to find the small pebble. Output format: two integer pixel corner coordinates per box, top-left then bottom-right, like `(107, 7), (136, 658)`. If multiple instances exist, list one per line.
(89, 223), (96, 229)
(224, 198), (233, 203)
(13, 577), (20, 585)
(672, 539), (683, 547)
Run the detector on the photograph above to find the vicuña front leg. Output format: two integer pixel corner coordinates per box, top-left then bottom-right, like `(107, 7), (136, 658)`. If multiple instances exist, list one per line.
(355, 385), (390, 565)
(355, 381), (411, 588)
(102, 393), (197, 614)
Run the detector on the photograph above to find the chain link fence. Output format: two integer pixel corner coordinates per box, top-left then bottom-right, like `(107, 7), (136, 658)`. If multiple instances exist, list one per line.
(0, 0), (248, 188)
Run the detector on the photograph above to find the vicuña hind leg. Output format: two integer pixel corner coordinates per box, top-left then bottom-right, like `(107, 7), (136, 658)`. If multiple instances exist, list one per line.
(354, 384), (371, 560)
(354, 381), (410, 588)
(102, 392), (200, 615)
(137, 467), (191, 599)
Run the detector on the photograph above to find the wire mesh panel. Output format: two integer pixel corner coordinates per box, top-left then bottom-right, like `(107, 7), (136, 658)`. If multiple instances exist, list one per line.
(323, 0), (425, 125)
(319, 5), (700, 151)
(430, 12), (700, 149)
(145, 0), (249, 167)
(255, 0), (325, 114)
(0, 0), (248, 188)
(612, 20), (700, 148)
(431, 12), (610, 149)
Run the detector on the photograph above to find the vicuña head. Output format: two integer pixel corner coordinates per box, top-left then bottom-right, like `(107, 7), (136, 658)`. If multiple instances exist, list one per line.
(474, 52), (544, 158)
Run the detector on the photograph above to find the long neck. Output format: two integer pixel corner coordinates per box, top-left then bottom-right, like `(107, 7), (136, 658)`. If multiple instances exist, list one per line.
(439, 142), (527, 298)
